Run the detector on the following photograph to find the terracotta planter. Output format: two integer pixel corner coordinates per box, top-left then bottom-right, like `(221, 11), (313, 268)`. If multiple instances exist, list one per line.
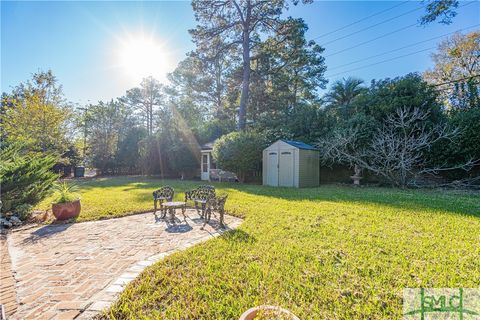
(52, 199), (81, 221)
(239, 305), (299, 320)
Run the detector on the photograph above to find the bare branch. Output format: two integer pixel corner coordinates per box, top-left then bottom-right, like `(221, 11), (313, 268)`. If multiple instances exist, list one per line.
(317, 106), (477, 188)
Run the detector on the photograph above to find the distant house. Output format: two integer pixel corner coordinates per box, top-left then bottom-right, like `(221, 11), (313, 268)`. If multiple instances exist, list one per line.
(200, 141), (217, 181)
(200, 140), (238, 182)
(263, 140), (319, 188)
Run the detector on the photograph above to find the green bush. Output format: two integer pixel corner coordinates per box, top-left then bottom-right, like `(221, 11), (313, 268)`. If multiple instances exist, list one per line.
(212, 131), (267, 182)
(427, 107), (480, 182)
(450, 107), (480, 163)
(14, 204), (33, 221)
(0, 143), (58, 219)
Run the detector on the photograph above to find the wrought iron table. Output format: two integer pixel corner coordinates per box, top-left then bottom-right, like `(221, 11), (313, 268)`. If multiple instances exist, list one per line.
(161, 201), (187, 222)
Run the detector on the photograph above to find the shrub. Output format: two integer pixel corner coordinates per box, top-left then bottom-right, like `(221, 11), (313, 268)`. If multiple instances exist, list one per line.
(0, 143), (58, 218)
(14, 204), (33, 221)
(212, 131), (267, 182)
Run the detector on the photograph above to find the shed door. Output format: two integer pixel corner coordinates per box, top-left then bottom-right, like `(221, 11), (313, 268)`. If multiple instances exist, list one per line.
(266, 151), (278, 186)
(279, 150), (294, 187)
(201, 153), (210, 181)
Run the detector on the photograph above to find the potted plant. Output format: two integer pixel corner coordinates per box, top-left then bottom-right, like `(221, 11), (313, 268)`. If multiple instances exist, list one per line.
(239, 305), (299, 320)
(52, 182), (81, 221)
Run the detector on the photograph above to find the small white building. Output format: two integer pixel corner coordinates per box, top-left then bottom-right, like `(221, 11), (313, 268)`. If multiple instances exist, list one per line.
(200, 140), (238, 182)
(263, 140), (320, 188)
(200, 141), (216, 181)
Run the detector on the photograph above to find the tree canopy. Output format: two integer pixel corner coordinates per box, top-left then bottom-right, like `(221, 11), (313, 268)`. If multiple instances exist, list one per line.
(1, 70), (71, 154)
(424, 31), (480, 109)
(2, 3), (478, 187)
(190, 0), (313, 130)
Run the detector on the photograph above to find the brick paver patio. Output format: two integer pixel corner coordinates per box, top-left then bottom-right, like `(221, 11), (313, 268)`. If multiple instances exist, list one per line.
(4, 210), (242, 319)
(1, 233), (17, 318)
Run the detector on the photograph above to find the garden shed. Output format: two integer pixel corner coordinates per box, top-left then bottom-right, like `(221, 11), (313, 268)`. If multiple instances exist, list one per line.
(263, 140), (320, 188)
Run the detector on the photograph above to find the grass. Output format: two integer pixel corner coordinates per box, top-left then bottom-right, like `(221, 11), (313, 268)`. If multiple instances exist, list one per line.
(38, 176), (207, 222)
(38, 176), (480, 319)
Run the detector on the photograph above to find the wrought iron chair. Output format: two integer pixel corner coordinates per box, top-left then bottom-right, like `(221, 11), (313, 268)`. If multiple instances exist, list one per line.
(202, 194), (228, 229)
(153, 186), (174, 218)
(184, 185), (215, 218)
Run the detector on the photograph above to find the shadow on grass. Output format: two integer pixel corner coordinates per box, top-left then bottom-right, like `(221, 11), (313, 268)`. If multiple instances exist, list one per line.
(222, 183), (480, 218)
(77, 176), (202, 191)
(220, 229), (256, 244)
(70, 176), (480, 219)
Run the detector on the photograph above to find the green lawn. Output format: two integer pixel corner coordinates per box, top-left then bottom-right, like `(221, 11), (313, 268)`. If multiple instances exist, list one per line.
(39, 176), (480, 319)
(38, 176), (212, 222)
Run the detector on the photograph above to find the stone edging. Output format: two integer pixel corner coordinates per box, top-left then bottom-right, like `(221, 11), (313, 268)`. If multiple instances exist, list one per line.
(0, 233), (18, 318)
(77, 219), (242, 319)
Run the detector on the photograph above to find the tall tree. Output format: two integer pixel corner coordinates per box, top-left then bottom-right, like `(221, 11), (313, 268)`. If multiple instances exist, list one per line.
(420, 0), (459, 25)
(115, 126), (147, 174)
(190, 0), (310, 130)
(166, 48), (233, 123)
(86, 100), (133, 174)
(324, 77), (365, 120)
(181, 37), (237, 120)
(1, 94), (70, 153)
(121, 77), (164, 136)
(9, 70), (65, 106)
(1, 71), (70, 154)
(424, 31), (479, 109)
(248, 18), (327, 129)
(161, 106), (201, 179)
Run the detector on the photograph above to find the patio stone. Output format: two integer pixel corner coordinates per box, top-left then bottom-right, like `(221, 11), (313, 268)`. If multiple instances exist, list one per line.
(3, 210), (242, 319)
(0, 233), (17, 317)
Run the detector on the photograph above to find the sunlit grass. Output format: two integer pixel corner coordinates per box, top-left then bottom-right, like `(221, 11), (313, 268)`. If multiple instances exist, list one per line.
(37, 177), (205, 222)
(38, 176), (480, 319)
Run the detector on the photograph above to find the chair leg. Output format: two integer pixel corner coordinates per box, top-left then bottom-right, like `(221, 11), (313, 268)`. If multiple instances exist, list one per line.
(201, 207), (211, 230)
(160, 200), (167, 219)
(194, 202), (200, 215)
(219, 208), (225, 228)
(181, 205), (187, 222)
(153, 199), (157, 214)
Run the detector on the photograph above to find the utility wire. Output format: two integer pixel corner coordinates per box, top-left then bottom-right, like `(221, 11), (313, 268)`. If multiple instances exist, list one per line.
(312, 1), (410, 40)
(430, 75), (480, 87)
(325, 22), (418, 58)
(323, 1), (477, 58)
(430, 78), (480, 94)
(325, 46), (436, 78)
(320, 6), (425, 46)
(327, 24), (480, 72)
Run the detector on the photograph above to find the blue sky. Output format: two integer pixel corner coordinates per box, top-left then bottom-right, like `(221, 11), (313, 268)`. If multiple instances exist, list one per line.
(1, 1), (479, 105)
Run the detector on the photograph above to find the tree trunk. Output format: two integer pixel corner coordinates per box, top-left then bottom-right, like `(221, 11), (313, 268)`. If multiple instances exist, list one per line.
(238, 25), (250, 131)
(149, 104), (153, 136)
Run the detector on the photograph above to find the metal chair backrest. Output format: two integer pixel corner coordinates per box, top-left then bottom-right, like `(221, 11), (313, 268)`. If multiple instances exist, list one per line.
(153, 186), (174, 201)
(185, 185), (215, 202)
(208, 194), (228, 211)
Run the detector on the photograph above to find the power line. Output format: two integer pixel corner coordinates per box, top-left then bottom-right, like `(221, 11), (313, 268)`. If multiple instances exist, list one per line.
(430, 75), (480, 87)
(325, 22), (418, 58)
(325, 46), (436, 78)
(312, 1), (410, 40)
(319, 6), (425, 46)
(327, 24), (480, 72)
(430, 77), (480, 94)
(323, 1), (477, 58)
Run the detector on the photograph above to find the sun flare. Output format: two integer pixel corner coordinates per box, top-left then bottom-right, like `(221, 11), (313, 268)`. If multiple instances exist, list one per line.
(118, 35), (168, 82)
